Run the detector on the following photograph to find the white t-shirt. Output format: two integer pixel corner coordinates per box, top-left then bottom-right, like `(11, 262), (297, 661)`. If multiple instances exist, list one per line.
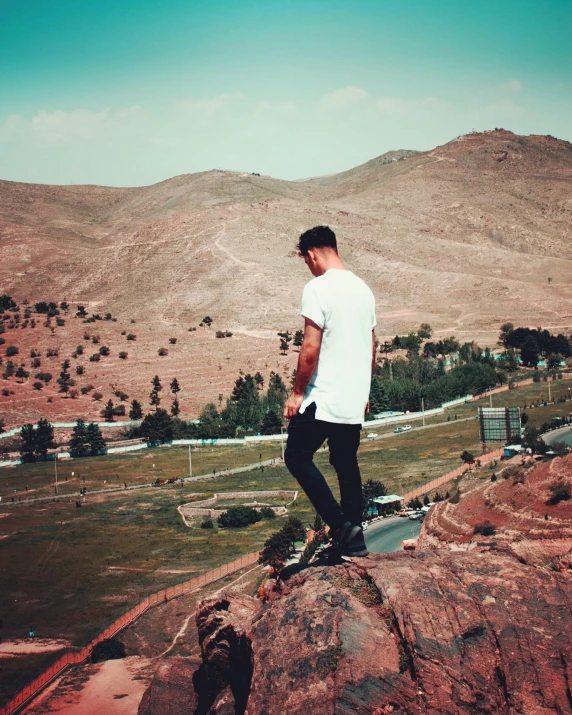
(299, 269), (376, 424)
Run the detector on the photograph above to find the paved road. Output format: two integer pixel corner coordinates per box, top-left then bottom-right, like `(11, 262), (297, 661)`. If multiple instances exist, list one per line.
(365, 515), (422, 553)
(543, 425), (572, 448)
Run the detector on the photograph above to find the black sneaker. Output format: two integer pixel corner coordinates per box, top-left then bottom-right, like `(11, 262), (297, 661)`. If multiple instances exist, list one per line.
(341, 528), (369, 557)
(332, 522), (369, 558)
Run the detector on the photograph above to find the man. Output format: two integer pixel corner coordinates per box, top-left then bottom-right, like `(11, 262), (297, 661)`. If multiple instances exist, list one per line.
(283, 225), (376, 557)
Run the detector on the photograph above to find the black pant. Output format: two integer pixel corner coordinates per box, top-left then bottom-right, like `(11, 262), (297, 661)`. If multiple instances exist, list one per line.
(284, 402), (363, 530)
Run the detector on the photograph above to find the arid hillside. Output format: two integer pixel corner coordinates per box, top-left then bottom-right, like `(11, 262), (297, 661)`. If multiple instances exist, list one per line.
(1, 129), (571, 425)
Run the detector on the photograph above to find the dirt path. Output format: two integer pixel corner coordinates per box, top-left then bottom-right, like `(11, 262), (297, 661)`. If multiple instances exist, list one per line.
(22, 656), (153, 715)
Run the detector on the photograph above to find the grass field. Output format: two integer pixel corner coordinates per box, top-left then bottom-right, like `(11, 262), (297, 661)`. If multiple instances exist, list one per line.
(0, 378), (571, 706)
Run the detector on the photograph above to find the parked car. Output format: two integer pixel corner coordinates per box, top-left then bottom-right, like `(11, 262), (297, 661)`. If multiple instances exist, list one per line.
(394, 426), (404, 433)
(408, 511), (424, 520)
(397, 510), (411, 517)
(403, 425), (412, 431)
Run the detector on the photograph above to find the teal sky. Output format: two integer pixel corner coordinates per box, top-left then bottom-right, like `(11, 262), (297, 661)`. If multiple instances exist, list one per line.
(1, 0), (571, 185)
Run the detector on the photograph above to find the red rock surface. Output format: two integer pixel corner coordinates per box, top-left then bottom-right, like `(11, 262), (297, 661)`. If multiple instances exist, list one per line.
(421, 454), (572, 570)
(139, 551), (572, 714)
(138, 455), (572, 714)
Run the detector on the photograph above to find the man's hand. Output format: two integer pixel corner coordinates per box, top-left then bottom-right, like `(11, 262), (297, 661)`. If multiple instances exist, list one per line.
(283, 392), (304, 419)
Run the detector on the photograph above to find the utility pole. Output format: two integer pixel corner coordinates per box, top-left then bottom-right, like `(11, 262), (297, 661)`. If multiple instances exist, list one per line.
(421, 398), (425, 427)
(188, 444), (192, 478)
(54, 452), (58, 496)
(548, 374), (552, 402)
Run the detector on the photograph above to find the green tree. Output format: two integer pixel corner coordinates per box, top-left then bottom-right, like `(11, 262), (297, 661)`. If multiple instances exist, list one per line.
(293, 330), (304, 349)
(267, 372), (287, 412)
(170, 377), (181, 396)
(86, 423), (106, 455)
(139, 408), (173, 445)
(102, 399), (115, 421)
(35, 418), (56, 460)
(258, 530), (291, 569)
(19, 423), (37, 463)
(57, 360), (71, 395)
(368, 377), (390, 415)
(418, 323), (432, 339)
(281, 516), (305, 548)
(260, 409), (282, 435)
(69, 419), (89, 457)
(171, 398), (180, 417)
(520, 336), (540, 368)
(129, 400), (143, 420)
(460, 450), (475, 465)
(15, 366), (29, 382)
(150, 375), (162, 409)
(254, 372), (264, 390)
(198, 403), (220, 439)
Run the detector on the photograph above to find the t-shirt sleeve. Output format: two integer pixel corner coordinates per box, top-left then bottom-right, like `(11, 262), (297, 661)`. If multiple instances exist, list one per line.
(301, 281), (326, 329)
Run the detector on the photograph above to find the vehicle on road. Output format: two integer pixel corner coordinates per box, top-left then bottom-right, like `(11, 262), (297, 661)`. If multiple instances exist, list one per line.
(403, 425), (412, 431)
(408, 511), (424, 520)
(397, 509), (412, 517)
(152, 478), (165, 487)
(402, 539), (417, 550)
(394, 425), (412, 434)
(361, 521), (368, 531)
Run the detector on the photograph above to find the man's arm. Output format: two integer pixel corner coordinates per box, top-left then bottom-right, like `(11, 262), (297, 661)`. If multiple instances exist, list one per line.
(283, 318), (323, 418)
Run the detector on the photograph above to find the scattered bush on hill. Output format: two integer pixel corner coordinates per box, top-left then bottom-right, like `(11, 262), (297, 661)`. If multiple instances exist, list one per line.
(92, 391), (103, 401)
(158, 347), (168, 356)
(119, 351), (128, 359)
(259, 506), (276, 519)
(218, 505), (261, 528)
(5, 346), (18, 357)
(473, 521), (496, 536)
(547, 481), (571, 505)
(201, 518), (214, 529)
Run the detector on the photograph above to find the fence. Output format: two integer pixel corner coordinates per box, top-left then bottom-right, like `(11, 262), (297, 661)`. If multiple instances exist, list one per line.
(0, 551), (259, 715)
(402, 447), (504, 502)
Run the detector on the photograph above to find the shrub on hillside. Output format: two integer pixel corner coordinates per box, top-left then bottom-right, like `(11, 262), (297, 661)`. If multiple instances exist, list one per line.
(119, 351), (128, 359)
(89, 353), (100, 362)
(90, 638), (125, 664)
(5, 346), (18, 357)
(76, 365), (84, 375)
(81, 385), (94, 395)
(259, 506), (276, 519)
(169, 337), (177, 344)
(200, 518), (214, 529)
(32, 381), (43, 391)
(126, 333), (136, 341)
(473, 521), (496, 536)
(217, 505), (261, 528)
(99, 345), (110, 356)
(547, 481), (571, 505)
(92, 391), (103, 401)
(35, 372), (52, 383)
(158, 348), (168, 356)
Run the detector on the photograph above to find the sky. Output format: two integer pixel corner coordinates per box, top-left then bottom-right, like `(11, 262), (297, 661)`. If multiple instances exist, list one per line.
(1, 0), (571, 186)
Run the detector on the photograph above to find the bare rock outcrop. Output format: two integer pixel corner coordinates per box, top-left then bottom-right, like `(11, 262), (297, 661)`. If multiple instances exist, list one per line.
(139, 550), (572, 714)
(420, 454), (572, 570)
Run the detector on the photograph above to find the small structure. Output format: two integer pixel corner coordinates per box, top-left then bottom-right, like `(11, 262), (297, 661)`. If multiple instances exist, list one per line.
(503, 444), (525, 458)
(370, 494), (404, 515)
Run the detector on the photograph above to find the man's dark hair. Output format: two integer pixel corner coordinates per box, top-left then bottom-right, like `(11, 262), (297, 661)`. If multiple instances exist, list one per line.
(297, 225), (337, 256)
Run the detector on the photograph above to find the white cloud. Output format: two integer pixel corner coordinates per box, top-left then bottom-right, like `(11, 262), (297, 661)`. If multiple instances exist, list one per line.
(176, 92), (246, 119)
(320, 86), (368, 109)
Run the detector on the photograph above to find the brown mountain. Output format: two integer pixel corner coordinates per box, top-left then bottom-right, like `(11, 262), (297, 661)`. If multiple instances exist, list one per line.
(1, 129), (571, 425)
